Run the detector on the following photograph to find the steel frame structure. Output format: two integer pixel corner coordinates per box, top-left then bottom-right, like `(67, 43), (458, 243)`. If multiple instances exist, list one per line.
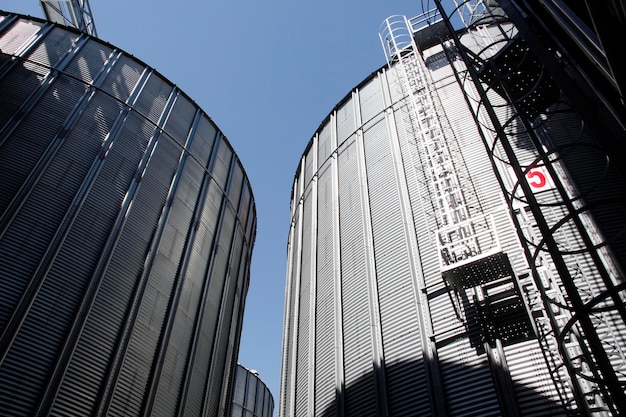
(413, 0), (626, 414)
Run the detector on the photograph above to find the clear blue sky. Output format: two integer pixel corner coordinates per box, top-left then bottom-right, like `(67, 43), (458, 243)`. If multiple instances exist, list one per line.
(2, 0), (421, 410)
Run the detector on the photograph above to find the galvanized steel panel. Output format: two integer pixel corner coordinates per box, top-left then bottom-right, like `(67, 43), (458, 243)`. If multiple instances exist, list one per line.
(358, 76), (384, 124)
(336, 100), (355, 143)
(0, 18), (43, 55)
(314, 159), (336, 414)
(337, 135), (378, 415)
(294, 185), (313, 416)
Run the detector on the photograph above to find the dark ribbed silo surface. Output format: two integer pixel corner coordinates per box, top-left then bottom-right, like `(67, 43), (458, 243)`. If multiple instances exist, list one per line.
(0, 13), (256, 417)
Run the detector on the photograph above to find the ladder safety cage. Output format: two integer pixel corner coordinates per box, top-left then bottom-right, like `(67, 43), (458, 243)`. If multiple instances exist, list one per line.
(379, 11), (502, 278)
(380, 8), (536, 372)
(40, 0), (97, 36)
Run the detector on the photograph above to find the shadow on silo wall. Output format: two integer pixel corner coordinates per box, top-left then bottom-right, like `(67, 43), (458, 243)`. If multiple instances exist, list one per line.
(319, 358), (568, 417)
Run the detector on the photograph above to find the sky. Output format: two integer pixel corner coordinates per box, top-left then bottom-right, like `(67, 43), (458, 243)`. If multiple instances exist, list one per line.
(2, 0), (423, 411)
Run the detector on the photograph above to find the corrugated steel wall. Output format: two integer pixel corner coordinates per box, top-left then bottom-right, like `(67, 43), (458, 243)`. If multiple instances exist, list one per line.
(230, 364), (274, 417)
(280, 25), (583, 416)
(0, 13), (256, 417)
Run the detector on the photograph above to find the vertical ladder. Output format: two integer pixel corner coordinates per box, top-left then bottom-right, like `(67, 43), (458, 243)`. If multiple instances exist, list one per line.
(380, 14), (536, 415)
(379, 13), (500, 274)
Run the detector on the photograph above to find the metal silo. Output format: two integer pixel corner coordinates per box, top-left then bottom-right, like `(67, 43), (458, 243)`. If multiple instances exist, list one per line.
(280, 3), (626, 416)
(230, 364), (274, 417)
(0, 12), (256, 417)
